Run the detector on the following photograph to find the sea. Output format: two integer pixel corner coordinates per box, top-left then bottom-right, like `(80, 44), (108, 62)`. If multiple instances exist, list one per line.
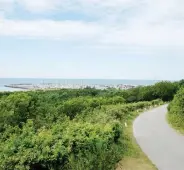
(0, 78), (160, 92)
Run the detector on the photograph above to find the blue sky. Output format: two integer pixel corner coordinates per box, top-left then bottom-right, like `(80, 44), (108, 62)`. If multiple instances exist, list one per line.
(0, 0), (184, 80)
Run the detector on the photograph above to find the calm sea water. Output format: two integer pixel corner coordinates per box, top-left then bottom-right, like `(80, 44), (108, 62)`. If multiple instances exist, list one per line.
(0, 78), (159, 92)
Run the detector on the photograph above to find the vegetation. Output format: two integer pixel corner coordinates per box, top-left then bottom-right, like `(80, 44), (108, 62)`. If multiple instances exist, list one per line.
(116, 109), (158, 170)
(168, 87), (184, 133)
(0, 81), (180, 170)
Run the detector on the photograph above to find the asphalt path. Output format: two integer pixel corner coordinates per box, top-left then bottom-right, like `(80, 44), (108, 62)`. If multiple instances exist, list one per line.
(133, 105), (184, 170)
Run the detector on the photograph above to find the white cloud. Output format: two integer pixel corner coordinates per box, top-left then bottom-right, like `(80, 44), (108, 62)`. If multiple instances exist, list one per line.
(0, 0), (137, 14)
(0, 0), (184, 47)
(0, 19), (103, 40)
(17, 0), (61, 12)
(101, 23), (184, 46)
(18, 0), (133, 12)
(0, 0), (14, 17)
(0, 0), (14, 10)
(1, 17), (184, 46)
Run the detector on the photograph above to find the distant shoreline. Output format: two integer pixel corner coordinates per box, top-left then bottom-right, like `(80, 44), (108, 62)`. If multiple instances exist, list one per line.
(0, 78), (161, 92)
(4, 83), (137, 91)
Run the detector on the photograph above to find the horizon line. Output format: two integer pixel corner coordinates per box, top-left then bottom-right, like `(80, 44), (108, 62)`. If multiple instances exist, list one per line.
(0, 77), (176, 81)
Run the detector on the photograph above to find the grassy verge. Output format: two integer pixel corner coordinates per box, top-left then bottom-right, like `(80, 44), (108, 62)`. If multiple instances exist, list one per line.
(167, 87), (184, 135)
(167, 112), (184, 134)
(116, 107), (160, 170)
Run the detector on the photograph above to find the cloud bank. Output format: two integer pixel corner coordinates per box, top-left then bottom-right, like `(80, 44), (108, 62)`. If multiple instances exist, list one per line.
(0, 0), (184, 46)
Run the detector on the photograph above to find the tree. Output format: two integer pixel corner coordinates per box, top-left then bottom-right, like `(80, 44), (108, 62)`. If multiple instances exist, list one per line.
(153, 81), (178, 101)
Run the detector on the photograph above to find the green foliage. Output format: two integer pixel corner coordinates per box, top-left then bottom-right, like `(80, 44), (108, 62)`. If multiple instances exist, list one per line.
(124, 81), (179, 102)
(178, 79), (184, 87)
(0, 93), (32, 132)
(153, 81), (179, 101)
(0, 120), (121, 170)
(0, 91), (11, 99)
(168, 87), (184, 131)
(0, 86), (166, 170)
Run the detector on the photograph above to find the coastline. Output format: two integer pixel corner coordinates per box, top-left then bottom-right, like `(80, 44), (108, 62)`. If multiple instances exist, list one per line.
(3, 83), (136, 91)
(0, 78), (159, 92)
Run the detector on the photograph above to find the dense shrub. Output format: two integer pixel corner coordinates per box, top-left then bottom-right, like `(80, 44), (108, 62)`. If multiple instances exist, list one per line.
(0, 87), (163, 170)
(124, 81), (179, 102)
(0, 120), (121, 170)
(168, 87), (184, 130)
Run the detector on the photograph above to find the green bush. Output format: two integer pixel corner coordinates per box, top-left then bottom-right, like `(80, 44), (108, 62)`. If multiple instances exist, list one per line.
(124, 81), (179, 102)
(0, 87), (164, 170)
(168, 88), (184, 130)
(0, 120), (122, 170)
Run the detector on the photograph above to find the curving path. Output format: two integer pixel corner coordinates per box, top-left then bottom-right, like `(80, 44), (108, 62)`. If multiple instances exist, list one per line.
(133, 105), (184, 170)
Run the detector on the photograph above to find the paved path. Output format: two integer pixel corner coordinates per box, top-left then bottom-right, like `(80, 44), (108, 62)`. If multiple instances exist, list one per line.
(133, 105), (184, 170)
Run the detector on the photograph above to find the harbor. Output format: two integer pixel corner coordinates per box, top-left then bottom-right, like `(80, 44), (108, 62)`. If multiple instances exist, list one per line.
(4, 83), (136, 91)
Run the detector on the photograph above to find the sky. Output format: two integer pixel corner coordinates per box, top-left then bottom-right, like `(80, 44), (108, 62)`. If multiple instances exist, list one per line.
(0, 0), (184, 80)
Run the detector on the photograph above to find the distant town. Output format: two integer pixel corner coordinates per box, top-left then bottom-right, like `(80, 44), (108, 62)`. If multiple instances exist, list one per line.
(5, 83), (137, 91)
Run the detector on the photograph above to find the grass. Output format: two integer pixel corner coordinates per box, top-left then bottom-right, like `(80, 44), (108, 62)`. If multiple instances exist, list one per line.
(116, 158), (156, 170)
(167, 113), (184, 134)
(116, 108), (158, 170)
